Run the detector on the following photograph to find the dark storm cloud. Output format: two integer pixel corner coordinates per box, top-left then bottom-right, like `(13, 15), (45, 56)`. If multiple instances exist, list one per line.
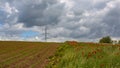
(16, 0), (65, 27)
(0, 29), (22, 36)
(0, 0), (120, 42)
(0, 10), (7, 23)
(68, 0), (120, 40)
(102, 2), (120, 37)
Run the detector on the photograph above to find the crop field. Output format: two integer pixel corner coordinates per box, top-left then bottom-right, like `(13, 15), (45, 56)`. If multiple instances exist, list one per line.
(47, 41), (120, 68)
(0, 41), (120, 68)
(0, 41), (60, 68)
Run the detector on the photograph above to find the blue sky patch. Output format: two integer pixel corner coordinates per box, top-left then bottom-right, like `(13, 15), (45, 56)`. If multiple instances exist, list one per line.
(21, 30), (39, 38)
(0, 21), (3, 27)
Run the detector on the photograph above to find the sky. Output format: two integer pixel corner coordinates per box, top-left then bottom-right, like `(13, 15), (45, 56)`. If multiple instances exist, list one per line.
(0, 0), (120, 42)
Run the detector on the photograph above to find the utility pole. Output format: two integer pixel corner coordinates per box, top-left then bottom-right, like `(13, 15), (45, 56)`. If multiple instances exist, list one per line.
(45, 26), (47, 42)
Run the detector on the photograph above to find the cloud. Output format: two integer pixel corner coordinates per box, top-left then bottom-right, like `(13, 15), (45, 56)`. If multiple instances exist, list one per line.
(0, 0), (120, 42)
(101, 0), (120, 37)
(49, 0), (120, 41)
(15, 0), (65, 27)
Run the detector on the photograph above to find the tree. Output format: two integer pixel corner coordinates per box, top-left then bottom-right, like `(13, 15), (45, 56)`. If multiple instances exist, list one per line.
(99, 36), (112, 43)
(118, 40), (120, 44)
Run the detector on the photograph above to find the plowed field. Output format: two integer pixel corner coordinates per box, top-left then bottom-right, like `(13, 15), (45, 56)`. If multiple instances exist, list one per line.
(0, 41), (60, 68)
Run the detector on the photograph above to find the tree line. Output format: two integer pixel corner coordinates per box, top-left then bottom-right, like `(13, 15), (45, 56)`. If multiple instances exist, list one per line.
(99, 36), (120, 44)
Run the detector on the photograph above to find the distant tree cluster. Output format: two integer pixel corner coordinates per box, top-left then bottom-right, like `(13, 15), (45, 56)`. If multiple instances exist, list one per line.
(99, 36), (112, 43)
(99, 36), (120, 44)
(119, 41), (120, 44)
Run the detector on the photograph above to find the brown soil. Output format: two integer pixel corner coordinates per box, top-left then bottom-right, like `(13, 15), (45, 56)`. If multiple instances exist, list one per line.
(0, 41), (60, 68)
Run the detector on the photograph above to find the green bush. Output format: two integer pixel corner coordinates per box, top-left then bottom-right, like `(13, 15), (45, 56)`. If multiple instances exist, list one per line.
(99, 36), (112, 43)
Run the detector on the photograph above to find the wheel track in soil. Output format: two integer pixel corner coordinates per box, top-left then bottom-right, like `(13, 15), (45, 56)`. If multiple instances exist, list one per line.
(8, 45), (48, 68)
(17, 44), (59, 68)
(0, 45), (38, 64)
(34, 44), (59, 68)
(6, 43), (60, 68)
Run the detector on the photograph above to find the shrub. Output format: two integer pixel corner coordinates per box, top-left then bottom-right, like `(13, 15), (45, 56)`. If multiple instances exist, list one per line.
(99, 36), (112, 43)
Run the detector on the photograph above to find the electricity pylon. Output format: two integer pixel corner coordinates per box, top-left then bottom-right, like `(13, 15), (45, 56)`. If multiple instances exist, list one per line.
(45, 26), (47, 42)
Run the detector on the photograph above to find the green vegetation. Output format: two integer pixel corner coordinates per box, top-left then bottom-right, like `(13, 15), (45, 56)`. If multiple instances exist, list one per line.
(47, 42), (120, 68)
(99, 36), (112, 43)
(0, 41), (120, 68)
(118, 40), (120, 44)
